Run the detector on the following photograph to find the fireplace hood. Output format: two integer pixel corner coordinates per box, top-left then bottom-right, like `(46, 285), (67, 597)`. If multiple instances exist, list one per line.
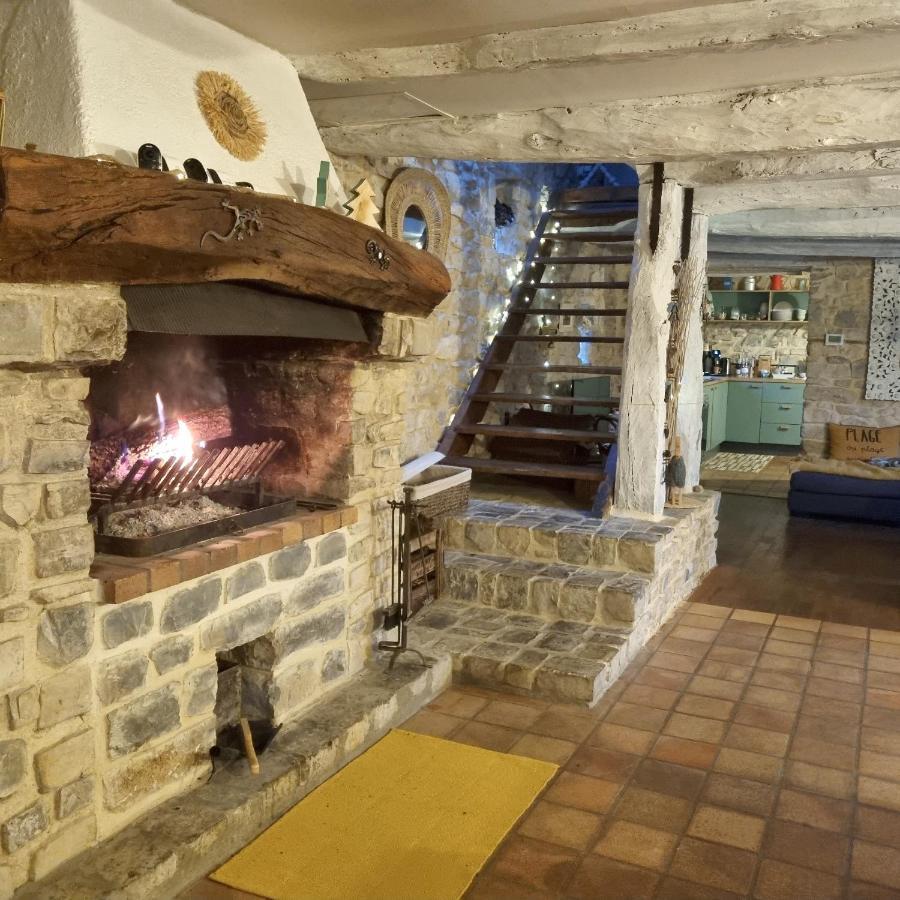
(122, 283), (369, 341)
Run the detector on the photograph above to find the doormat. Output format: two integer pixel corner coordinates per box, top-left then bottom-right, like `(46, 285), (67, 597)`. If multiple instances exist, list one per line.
(704, 452), (774, 473)
(210, 728), (558, 900)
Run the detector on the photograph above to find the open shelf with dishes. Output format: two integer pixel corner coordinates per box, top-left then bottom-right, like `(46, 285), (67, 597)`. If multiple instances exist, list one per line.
(706, 273), (810, 325)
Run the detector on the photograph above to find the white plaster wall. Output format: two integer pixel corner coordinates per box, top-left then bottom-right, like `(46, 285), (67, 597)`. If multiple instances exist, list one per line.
(0, 0), (86, 155)
(0, 0), (344, 203)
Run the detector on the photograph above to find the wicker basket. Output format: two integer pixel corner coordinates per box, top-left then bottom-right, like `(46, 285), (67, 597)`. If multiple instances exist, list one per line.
(403, 464), (472, 519)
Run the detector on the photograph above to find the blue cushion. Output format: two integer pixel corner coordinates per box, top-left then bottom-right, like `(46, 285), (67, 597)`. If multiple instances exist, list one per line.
(790, 471), (900, 500)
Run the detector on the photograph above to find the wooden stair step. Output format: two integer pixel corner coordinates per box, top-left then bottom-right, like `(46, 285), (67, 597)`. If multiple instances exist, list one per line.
(533, 255), (632, 265)
(456, 423), (617, 442)
(556, 187), (639, 205)
(534, 281), (629, 290)
(472, 392), (620, 408)
(544, 232), (634, 243)
(509, 307), (627, 316)
(485, 364), (622, 374)
(443, 456), (606, 482)
(494, 335), (624, 344)
(549, 208), (637, 221)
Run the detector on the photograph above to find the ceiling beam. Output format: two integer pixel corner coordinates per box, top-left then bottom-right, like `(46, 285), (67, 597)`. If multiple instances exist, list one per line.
(319, 74), (900, 164)
(293, 0), (900, 84)
(670, 147), (900, 186)
(695, 175), (900, 214)
(711, 206), (900, 238)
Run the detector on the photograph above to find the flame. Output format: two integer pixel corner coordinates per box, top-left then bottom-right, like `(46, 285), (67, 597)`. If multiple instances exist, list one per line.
(174, 419), (195, 462)
(148, 394), (195, 463)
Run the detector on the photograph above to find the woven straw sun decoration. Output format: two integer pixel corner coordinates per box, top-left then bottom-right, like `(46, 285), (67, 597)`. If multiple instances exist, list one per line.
(195, 70), (267, 162)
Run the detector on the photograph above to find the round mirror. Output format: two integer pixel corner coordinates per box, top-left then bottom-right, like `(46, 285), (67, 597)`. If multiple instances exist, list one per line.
(402, 205), (428, 250)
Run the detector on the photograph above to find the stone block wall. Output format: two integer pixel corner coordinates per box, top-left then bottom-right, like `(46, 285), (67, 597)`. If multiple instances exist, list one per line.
(803, 259), (900, 457)
(702, 321), (808, 363)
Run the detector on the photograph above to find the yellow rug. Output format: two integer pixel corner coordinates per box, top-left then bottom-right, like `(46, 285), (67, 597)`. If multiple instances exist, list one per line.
(210, 728), (557, 900)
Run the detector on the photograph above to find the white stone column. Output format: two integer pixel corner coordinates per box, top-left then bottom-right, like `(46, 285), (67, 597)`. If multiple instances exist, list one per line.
(614, 178), (683, 517)
(677, 213), (709, 488)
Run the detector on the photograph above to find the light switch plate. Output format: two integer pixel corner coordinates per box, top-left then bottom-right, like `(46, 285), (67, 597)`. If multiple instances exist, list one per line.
(825, 333), (844, 346)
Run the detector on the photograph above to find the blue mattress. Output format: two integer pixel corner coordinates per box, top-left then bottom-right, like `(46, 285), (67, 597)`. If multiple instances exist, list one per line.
(789, 471), (900, 525)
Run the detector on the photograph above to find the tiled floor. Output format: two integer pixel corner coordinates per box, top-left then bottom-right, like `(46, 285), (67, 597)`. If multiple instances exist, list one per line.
(700, 452), (795, 500)
(397, 602), (900, 899)
(699, 493), (900, 630)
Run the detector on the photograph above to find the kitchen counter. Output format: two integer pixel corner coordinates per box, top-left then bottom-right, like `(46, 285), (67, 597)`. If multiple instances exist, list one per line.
(703, 376), (806, 384)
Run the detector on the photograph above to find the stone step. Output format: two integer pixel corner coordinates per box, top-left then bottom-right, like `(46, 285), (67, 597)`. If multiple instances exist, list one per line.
(444, 550), (650, 628)
(445, 501), (675, 575)
(408, 600), (635, 706)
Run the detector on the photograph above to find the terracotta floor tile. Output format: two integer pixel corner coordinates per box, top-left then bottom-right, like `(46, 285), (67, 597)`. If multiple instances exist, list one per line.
(466, 874), (558, 900)
(651, 735), (719, 770)
(687, 674), (745, 702)
(743, 685), (801, 713)
(858, 775), (900, 812)
(632, 758), (706, 800)
(762, 819), (850, 875)
(668, 836), (758, 895)
(698, 660), (753, 684)
(802, 694), (862, 724)
(750, 669), (805, 694)
(648, 650), (701, 674)
(769, 625), (817, 645)
(775, 614), (821, 633)
(820, 633), (869, 651)
(815, 645), (867, 668)
(733, 703), (795, 734)
(756, 653), (811, 676)
(518, 800), (601, 851)
(864, 705), (900, 733)
(725, 723), (790, 758)
(796, 714), (859, 749)
(862, 725), (899, 755)
(811, 660), (865, 685)
(664, 712), (727, 744)
(589, 722), (655, 756)
(871, 629), (900, 646)
(701, 772), (777, 817)
(867, 688), (900, 711)
(605, 701), (669, 733)
(868, 656), (900, 675)
(543, 771), (622, 814)
(675, 694), (735, 721)
(401, 709), (464, 738)
(776, 788), (853, 834)
(453, 720), (521, 752)
(852, 840), (900, 891)
(714, 748), (784, 785)
(731, 609), (776, 625)
(566, 855), (659, 900)
(707, 645), (760, 667)
(428, 689), (489, 718)
(659, 636), (710, 659)
(614, 785), (695, 832)
(872, 641), (900, 660)
(511, 733), (577, 765)
(689, 602), (732, 619)
(868, 670), (900, 693)
(764, 638), (814, 660)
(672, 624), (720, 644)
(716, 631), (767, 652)
(566, 745), (640, 782)
(593, 820), (678, 871)
(821, 621), (868, 638)
(789, 734), (857, 771)
(656, 876), (744, 900)
(527, 708), (595, 743)
(722, 619), (771, 638)
(476, 699), (544, 730)
(620, 683), (680, 711)
(753, 859), (843, 900)
(633, 666), (691, 692)
(680, 613), (727, 632)
(688, 804), (765, 852)
(488, 835), (580, 894)
(784, 760), (855, 800)
(806, 676), (865, 704)
(855, 805), (900, 851)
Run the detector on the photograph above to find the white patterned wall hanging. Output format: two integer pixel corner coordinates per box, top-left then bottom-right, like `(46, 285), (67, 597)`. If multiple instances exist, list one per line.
(866, 260), (900, 401)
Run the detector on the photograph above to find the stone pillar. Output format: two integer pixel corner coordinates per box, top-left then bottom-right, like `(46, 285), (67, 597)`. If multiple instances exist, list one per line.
(677, 213), (709, 488)
(615, 178), (683, 517)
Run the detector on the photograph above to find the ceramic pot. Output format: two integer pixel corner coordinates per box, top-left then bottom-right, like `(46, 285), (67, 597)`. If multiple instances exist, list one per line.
(771, 274), (784, 290)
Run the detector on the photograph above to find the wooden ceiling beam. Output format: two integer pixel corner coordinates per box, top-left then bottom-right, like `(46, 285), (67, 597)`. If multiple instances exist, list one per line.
(293, 0), (900, 84)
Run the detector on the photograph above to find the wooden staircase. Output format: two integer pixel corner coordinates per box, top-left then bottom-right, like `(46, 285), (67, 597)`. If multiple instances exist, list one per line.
(438, 186), (639, 493)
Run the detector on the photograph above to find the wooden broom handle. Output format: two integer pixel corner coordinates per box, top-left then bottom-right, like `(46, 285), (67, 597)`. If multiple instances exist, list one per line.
(240, 718), (260, 775)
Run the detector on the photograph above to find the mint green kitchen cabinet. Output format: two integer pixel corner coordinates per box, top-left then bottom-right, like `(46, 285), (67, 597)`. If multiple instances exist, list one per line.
(725, 382), (763, 444)
(702, 381), (729, 451)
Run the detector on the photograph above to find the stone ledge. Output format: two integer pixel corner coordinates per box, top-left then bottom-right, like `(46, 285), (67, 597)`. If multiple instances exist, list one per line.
(16, 652), (451, 900)
(90, 507), (357, 604)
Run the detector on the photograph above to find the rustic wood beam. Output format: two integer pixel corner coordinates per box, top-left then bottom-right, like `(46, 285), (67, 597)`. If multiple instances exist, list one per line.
(319, 74), (900, 164)
(711, 206), (900, 238)
(293, 0), (900, 84)
(0, 148), (450, 318)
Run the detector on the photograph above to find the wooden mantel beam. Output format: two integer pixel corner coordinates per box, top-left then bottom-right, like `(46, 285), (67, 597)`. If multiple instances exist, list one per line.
(319, 74), (900, 164)
(293, 0), (900, 84)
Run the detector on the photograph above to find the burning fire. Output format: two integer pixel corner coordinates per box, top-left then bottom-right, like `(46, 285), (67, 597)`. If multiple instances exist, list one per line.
(150, 394), (196, 463)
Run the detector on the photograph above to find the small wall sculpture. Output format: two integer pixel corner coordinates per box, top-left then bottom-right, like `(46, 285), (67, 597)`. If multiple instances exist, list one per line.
(384, 167), (451, 261)
(195, 71), (267, 162)
(866, 260), (900, 401)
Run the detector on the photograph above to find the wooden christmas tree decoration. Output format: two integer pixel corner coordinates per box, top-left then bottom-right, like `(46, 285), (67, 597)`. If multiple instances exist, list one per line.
(344, 178), (381, 229)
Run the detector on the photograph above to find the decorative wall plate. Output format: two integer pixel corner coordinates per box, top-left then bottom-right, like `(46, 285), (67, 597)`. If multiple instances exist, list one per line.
(384, 167), (450, 262)
(195, 71), (267, 162)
